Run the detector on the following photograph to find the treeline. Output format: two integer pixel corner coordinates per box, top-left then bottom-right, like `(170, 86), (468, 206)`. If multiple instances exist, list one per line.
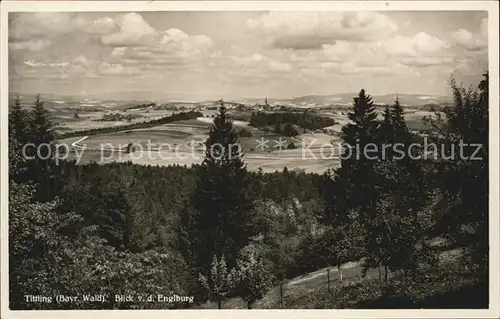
(8, 73), (489, 310)
(249, 111), (337, 132)
(124, 102), (157, 110)
(60, 111), (203, 138)
(95, 112), (143, 122)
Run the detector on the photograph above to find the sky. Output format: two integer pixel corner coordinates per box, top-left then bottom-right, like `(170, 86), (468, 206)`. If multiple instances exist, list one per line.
(9, 11), (488, 99)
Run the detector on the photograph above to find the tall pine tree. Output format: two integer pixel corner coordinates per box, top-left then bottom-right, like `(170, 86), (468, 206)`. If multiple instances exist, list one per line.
(336, 89), (380, 214)
(331, 89), (381, 214)
(324, 89), (381, 275)
(29, 94), (55, 149)
(390, 98), (407, 135)
(341, 89), (379, 166)
(25, 94), (58, 201)
(9, 94), (28, 145)
(9, 95), (29, 182)
(187, 100), (258, 275)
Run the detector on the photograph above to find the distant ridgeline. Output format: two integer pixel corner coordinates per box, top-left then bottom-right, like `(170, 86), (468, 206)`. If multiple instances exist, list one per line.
(60, 111), (203, 139)
(249, 111), (337, 133)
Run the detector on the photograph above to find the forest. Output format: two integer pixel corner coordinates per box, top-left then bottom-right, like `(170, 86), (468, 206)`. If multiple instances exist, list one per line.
(8, 73), (489, 310)
(249, 110), (337, 132)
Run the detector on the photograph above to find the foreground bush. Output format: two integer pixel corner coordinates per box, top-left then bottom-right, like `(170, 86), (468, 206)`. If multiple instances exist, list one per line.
(9, 182), (188, 310)
(265, 263), (488, 309)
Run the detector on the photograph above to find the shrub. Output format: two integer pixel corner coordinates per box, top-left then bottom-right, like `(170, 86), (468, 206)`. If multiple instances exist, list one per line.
(282, 123), (299, 137)
(238, 129), (253, 138)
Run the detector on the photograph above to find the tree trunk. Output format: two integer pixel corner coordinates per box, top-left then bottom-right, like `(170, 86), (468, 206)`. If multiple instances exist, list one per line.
(384, 265), (388, 283)
(247, 301), (252, 309)
(218, 299), (221, 310)
(338, 265), (343, 283)
(378, 264), (382, 282)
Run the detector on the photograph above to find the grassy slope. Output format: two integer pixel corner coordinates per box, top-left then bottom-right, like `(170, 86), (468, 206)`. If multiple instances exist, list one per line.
(198, 248), (465, 309)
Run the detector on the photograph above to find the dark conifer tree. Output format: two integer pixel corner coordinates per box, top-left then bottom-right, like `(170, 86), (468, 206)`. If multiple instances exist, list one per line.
(25, 94), (57, 201)
(28, 94), (55, 149)
(187, 100), (258, 274)
(340, 89), (380, 167)
(9, 95), (29, 182)
(334, 89), (381, 216)
(390, 97), (408, 138)
(378, 106), (394, 159)
(8, 127), (26, 181)
(9, 95), (28, 145)
(322, 89), (381, 275)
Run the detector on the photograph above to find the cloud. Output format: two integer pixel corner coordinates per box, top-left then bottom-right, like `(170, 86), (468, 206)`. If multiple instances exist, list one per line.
(10, 12), (111, 40)
(107, 29), (214, 71)
(24, 60), (46, 68)
(379, 32), (454, 67)
(480, 18), (488, 39)
(322, 41), (355, 59)
(297, 60), (413, 79)
(87, 16), (118, 35)
(247, 11), (398, 49)
(94, 13), (214, 72)
(401, 56), (455, 67)
(114, 45), (208, 68)
(10, 40), (52, 52)
(110, 47), (126, 58)
(11, 12), (216, 81)
(451, 28), (487, 51)
(49, 62), (70, 68)
(101, 13), (156, 46)
(204, 50), (295, 85)
(9, 11), (487, 97)
(72, 55), (91, 69)
(383, 32), (450, 57)
(18, 56), (96, 80)
(322, 41), (390, 66)
(210, 41), (416, 85)
(268, 60), (293, 72)
(213, 51), (293, 75)
(447, 17), (488, 79)
(452, 56), (488, 76)
(10, 13), (75, 40)
(161, 28), (189, 43)
(98, 62), (141, 76)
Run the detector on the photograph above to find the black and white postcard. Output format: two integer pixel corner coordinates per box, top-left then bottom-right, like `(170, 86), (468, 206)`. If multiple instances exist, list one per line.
(1, 1), (499, 318)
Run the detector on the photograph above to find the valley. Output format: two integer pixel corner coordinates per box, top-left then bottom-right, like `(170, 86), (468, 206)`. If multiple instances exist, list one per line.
(12, 92), (441, 174)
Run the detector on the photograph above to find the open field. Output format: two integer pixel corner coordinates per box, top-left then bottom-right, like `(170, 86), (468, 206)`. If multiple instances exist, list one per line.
(58, 117), (343, 173)
(54, 103), (432, 173)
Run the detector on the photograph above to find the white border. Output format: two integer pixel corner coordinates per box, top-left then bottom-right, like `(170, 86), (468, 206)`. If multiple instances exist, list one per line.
(1, 1), (499, 319)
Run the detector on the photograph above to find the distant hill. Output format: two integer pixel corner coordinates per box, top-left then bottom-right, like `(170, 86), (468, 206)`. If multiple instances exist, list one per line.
(227, 93), (451, 108)
(9, 91), (452, 109)
(287, 93), (452, 107)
